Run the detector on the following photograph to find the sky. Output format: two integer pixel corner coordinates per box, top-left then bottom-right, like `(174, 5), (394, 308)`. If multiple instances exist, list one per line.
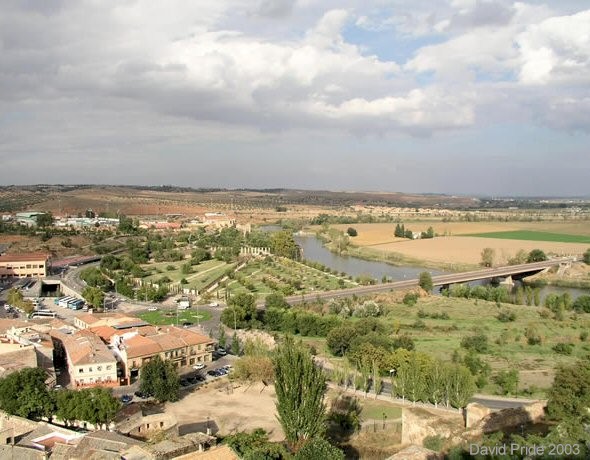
(0, 0), (589, 197)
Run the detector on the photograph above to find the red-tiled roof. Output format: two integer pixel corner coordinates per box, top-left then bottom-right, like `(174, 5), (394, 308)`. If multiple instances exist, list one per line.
(0, 253), (50, 262)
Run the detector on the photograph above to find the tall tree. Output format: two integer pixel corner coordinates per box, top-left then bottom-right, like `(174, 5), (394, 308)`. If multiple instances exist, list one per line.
(418, 271), (433, 293)
(547, 360), (590, 421)
(480, 247), (495, 267)
(274, 335), (327, 449)
(140, 355), (180, 403)
(527, 249), (548, 262)
(271, 231), (300, 259)
(0, 368), (55, 419)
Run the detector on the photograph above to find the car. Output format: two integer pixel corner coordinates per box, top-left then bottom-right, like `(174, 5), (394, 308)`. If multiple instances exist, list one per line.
(195, 374), (206, 382)
(147, 306), (158, 312)
(187, 377), (198, 385)
(193, 363), (206, 370)
(120, 394), (133, 404)
(216, 349), (227, 356)
(207, 370), (218, 377)
(182, 321), (193, 328)
(134, 391), (151, 399)
(209, 302), (219, 307)
(180, 379), (190, 387)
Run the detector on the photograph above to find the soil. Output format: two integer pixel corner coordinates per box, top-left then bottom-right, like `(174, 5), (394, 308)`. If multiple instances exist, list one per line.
(366, 236), (588, 265)
(165, 381), (284, 441)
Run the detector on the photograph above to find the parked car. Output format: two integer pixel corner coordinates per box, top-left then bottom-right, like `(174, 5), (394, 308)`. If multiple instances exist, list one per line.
(193, 363), (206, 370)
(120, 394), (133, 404)
(180, 379), (190, 387)
(207, 370), (218, 377)
(134, 391), (151, 399)
(182, 321), (193, 328)
(147, 306), (158, 312)
(209, 302), (219, 307)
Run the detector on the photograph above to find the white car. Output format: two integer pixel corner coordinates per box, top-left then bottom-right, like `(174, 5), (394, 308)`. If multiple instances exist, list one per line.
(193, 363), (206, 370)
(147, 306), (158, 312)
(209, 302), (219, 307)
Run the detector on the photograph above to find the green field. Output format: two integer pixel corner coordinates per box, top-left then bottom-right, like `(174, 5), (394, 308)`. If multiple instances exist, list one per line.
(137, 308), (212, 325)
(466, 230), (590, 244)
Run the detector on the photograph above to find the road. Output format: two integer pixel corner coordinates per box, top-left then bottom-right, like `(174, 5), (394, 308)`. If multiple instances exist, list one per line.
(271, 258), (574, 307)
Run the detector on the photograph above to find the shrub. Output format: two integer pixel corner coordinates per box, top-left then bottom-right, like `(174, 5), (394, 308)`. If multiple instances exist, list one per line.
(552, 343), (574, 355)
(461, 333), (489, 353)
(580, 331), (589, 342)
(423, 435), (444, 452)
(403, 292), (419, 306)
(346, 227), (357, 237)
(496, 310), (516, 322)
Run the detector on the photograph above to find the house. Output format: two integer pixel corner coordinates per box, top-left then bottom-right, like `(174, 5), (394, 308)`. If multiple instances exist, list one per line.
(110, 326), (214, 384)
(62, 330), (118, 388)
(0, 253), (50, 279)
(15, 212), (48, 227)
(74, 312), (145, 330)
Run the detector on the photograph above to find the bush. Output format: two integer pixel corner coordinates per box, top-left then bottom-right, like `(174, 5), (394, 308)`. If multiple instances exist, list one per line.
(496, 310), (516, 322)
(527, 249), (547, 263)
(461, 333), (489, 353)
(403, 292), (419, 306)
(346, 227), (357, 237)
(552, 343), (574, 355)
(423, 435), (444, 452)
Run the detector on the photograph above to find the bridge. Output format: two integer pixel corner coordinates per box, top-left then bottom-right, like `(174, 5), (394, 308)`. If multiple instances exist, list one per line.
(279, 258), (575, 306)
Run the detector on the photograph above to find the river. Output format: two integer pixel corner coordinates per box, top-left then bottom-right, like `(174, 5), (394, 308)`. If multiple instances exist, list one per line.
(261, 226), (589, 301)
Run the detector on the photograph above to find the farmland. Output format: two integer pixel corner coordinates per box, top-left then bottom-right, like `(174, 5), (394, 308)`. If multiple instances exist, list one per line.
(221, 257), (356, 299)
(325, 221), (590, 268)
(466, 230), (590, 244)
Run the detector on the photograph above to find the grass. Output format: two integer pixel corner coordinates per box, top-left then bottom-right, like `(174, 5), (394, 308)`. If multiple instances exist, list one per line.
(360, 401), (402, 421)
(465, 230), (590, 244)
(137, 308), (212, 325)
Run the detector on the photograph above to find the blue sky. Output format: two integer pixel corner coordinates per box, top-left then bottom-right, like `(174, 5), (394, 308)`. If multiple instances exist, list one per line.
(0, 0), (589, 196)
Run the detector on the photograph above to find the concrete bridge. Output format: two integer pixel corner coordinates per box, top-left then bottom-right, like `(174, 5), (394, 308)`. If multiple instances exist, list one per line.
(279, 257), (575, 306)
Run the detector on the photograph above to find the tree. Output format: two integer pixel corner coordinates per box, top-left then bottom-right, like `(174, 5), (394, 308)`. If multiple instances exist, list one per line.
(584, 248), (590, 265)
(274, 335), (327, 449)
(36, 212), (54, 228)
(447, 364), (476, 408)
(326, 325), (358, 357)
(573, 295), (590, 313)
(224, 428), (289, 459)
(346, 227), (357, 237)
(265, 292), (288, 309)
(460, 333), (489, 353)
(139, 355), (180, 403)
(73, 387), (121, 426)
(218, 325), (227, 348)
(271, 231), (300, 259)
(547, 360), (590, 421)
(231, 332), (241, 355)
(494, 369), (519, 396)
(480, 248), (495, 267)
(295, 438), (345, 460)
(0, 368), (55, 419)
(418, 272), (433, 293)
(508, 249), (528, 265)
(82, 286), (105, 309)
(527, 249), (547, 263)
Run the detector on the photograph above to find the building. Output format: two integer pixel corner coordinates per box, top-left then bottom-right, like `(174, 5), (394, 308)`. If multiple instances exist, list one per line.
(15, 212), (47, 227)
(110, 326), (214, 384)
(74, 312), (141, 330)
(62, 330), (118, 388)
(0, 253), (50, 279)
(202, 213), (236, 229)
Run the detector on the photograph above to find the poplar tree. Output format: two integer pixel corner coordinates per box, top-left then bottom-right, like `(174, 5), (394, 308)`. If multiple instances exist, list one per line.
(274, 335), (327, 449)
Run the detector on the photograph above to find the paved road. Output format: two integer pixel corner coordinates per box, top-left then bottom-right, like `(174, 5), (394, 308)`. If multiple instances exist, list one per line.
(270, 258), (575, 307)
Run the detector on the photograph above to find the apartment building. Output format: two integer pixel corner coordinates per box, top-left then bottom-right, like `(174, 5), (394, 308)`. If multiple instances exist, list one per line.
(0, 253), (50, 279)
(110, 326), (214, 384)
(62, 330), (118, 388)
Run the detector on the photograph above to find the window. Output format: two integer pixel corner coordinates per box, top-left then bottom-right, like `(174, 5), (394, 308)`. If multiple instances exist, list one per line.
(106, 365), (112, 370)
(89, 367), (93, 372)
(198, 345), (202, 351)
(97, 366), (102, 371)
(79, 368), (83, 373)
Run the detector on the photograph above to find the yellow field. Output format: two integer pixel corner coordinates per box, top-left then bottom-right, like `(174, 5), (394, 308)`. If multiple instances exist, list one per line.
(369, 236), (588, 265)
(325, 222), (590, 266)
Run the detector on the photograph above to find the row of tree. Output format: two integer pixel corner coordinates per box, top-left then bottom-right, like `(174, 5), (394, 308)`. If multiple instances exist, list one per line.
(0, 368), (120, 425)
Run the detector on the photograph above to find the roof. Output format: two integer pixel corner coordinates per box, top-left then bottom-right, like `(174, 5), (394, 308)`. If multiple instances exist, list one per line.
(75, 312), (130, 327)
(0, 252), (50, 262)
(89, 325), (117, 342)
(121, 326), (213, 359)
(174, 445), (239, 460)
(0, 319), (30, 335)
(62, 330), (116, 366)
(62, 430), (146, 460)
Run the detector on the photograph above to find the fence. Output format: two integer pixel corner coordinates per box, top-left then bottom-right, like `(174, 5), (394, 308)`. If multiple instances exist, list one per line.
(360, 419), (401, 433)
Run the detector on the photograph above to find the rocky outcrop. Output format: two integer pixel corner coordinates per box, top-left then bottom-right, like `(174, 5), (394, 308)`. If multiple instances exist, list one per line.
(401, 407), (464, 446)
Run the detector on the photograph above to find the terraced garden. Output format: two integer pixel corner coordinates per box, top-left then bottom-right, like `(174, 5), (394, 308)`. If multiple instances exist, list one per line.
(221, 258), (356, 299)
